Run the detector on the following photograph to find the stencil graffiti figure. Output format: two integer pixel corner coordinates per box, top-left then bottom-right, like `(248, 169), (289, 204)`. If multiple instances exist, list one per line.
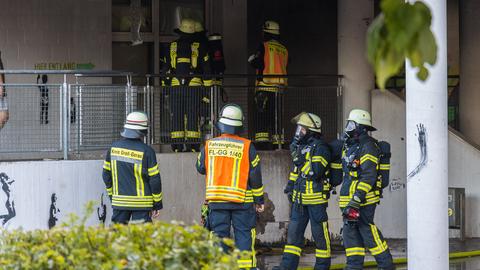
(0, 173), (16, 226)
(97, 193), (107, 224)
(48, 193), (60, 229)
(408, 123), (428, 179)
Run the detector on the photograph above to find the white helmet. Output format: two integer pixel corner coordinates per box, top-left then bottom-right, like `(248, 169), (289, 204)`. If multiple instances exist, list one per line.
(347, 109), (376, 131)
(263, 20), (280, 35)
(218, 104), (244, 134)
(121, 111), (148, 138)
(291, 112), (322, 133)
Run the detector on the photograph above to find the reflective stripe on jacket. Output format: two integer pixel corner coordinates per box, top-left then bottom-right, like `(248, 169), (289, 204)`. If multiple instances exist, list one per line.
(102, 138), (162, 210)
(257, 40), (288, 87)
(197, 134), (264, 205)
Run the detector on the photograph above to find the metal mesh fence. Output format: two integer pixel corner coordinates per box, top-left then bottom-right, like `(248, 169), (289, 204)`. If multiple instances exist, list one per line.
(150, 85), (217, 147)
(69, 85), (143, 152)
(0, 84), (63, 153)
(249, 85), (340, 145)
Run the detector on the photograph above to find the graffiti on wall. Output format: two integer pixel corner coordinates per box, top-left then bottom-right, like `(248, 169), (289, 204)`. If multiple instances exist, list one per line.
(48, 193), (60, 229)
(0, 173), (16, 227)
(97, 193), (107, 224)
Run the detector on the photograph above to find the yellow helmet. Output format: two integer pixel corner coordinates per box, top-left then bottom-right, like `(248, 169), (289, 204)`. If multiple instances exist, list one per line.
(347, 109), (376, 130)
(176, 18), (196, 34)
(263, 20), (280, 35)
(194, 21), (204, 33)
(291, 112), (322, 133)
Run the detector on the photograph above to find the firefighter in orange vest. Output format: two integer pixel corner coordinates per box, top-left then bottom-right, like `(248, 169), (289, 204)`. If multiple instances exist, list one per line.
(196, 104), (265, 270)
(248, 20), (288, 149)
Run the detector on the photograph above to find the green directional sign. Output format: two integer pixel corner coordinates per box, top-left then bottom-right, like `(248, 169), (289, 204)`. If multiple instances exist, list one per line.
(76, 63), (95, 70)
(34, 62), (96, 70)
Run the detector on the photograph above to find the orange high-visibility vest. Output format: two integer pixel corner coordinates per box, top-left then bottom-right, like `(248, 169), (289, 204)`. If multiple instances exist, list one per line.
(258, 40), (288, 86)
(205, 134), (251, 203)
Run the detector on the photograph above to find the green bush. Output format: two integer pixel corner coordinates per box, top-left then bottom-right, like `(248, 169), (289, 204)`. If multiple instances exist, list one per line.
(0, 203), (238, 270)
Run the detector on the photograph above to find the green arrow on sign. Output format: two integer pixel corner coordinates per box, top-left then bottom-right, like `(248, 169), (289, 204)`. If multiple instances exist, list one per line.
(76, 63), (95, 70)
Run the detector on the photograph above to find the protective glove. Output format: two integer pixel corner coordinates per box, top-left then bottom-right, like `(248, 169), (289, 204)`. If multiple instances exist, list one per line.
(254, 91), (268, 112)
(284, 181), (294, 201)
(343, 196), (361, 222)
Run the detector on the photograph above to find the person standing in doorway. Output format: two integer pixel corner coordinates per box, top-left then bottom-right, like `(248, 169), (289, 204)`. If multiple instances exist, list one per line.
(162, 19), (212, 152)
(248, 20), (288, 149)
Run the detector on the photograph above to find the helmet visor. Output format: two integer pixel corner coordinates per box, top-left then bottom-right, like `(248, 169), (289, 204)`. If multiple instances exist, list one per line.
(295, 125), (307, 138)
(345, 120), (357, 133)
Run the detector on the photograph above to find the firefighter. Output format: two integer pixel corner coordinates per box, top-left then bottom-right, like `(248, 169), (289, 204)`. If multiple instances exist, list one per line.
(248, 20), (288, 149)
(275, 112), (340, 270)
(340, 109), (395, 270)
(196, 104), (265, 270)
(102, 111), (162, 224)
(162, 18), (212, 152)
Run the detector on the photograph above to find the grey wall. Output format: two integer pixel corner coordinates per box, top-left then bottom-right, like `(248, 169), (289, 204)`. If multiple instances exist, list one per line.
(372, 89), (480, 238)
(0, 0), (112, 83)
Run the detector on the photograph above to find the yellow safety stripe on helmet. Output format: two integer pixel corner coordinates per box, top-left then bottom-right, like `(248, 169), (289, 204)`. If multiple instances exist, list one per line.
(152, 192), (163, 202)
(357, 182), (372, 193)
(112, 160), (118, 195)
(312, 156), (328, 167)
(360, 154), (379, 165)
(251, 155), (260, 167)
(106, 187), (113, 196)
(177, 57), (191, 63)
(134, 164), (145, 196)
(170, 42), (177, 69)
(380, 164), (390, 170)
(369, 224), (389, 255)
(252, 186), (264, 197)
(148, 164), (160, 177)
(103, 161), (111, 171)
(330, 162), (342, 169)
(289, 172), (298, 181)
(346, 247), (366, 257)
(191, 42), (199, 68)
(186, 130), (201, 139)
(284, 245), (302, 257)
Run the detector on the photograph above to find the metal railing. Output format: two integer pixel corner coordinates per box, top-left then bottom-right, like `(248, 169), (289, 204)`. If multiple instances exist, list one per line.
(0, 70), (139, 160)
(0, 71), (343, 159)
(145, 74), (343, 149)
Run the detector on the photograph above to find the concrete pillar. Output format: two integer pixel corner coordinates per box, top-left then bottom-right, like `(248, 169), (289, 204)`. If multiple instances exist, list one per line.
(338, 0), (375, 121)
(406, 0), (448, 269)
(459, 0), (480, 145)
